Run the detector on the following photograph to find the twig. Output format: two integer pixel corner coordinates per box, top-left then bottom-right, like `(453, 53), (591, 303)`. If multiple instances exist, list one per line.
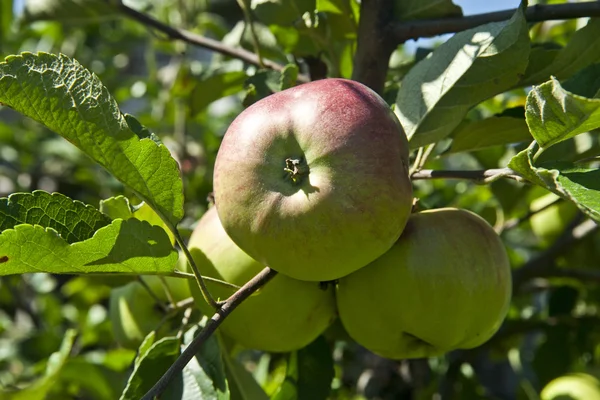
(512, 218), (599, 291)
(410, 168), (524, 184)
(173, 231), (220, 310)
(141, 266), (278, 400)
(237, 0), (265, 68)
(499, 197), (563, 232)
(117, 2), (309, 83)
(391, 2), (600, 44)
(409, 143), (436, 175)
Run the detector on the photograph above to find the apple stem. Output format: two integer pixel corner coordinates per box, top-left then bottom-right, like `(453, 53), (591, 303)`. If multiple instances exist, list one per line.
(284, 158), (308, 184)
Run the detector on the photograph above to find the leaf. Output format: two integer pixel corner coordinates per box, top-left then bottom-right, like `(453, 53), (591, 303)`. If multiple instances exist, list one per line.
(22, 0), (119, 23)
(520, 18), (600, 86)
(189, 70), (248, 117)
(220, 334), (269, 400)
(251, 0), (315, 26)
(0, 52), (184, 228)
(0, 218), (178, 276)
(120, 323), (229, 400)
(446, 116), (531, 154)
(562, 63), (600, 98)
(120, 336), (181, 400)
(272, 337), (334, 400)
(526, 78), (600, 149)
(177, 323), (229, 400)
(100, 196), (175, 245)
(242, 65), (298, 107)
(394, 0), (462, 21)
(296, 337), (334, 400)
(508, 146), (600, 222)
(58, 359), (123, 400)
(0, 330), (76, 400)
(395, 6), (530, 149)
(0, 0), (12, 42)
(0, 191), (111, 243)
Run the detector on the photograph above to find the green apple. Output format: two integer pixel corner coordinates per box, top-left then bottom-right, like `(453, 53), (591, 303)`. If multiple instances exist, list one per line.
(541, 373), (600, 400)
(109, 275), (191, 349)
(213, 78), (413, 282)
(187, 206), (337, 352)
(530, 193), (578, 245)
(336, 208), (512, 359)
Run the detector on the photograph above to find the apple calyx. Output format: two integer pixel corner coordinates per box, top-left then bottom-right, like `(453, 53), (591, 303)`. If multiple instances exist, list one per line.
(284, 157), (308, 184)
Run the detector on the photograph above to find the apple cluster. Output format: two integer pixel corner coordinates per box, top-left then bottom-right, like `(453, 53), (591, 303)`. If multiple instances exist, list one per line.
(190, 78), (512, 359)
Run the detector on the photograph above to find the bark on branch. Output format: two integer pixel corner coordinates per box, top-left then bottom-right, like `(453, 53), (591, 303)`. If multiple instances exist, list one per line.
(141, 266), (278, 400)
(391, 2), (600, 44)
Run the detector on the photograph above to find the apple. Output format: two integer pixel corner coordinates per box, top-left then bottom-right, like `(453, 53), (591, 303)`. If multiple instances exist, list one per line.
(530, 193), (578, 246)
(541, 373), (600, 400)
(109, 275), (191, 349)
(213, 78), (413, 282)
(336, 208), (512, 359)
(187, 206), (337, 352)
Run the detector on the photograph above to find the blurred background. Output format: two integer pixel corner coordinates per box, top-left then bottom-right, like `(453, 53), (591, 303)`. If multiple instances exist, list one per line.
(2, 1), (600, 399)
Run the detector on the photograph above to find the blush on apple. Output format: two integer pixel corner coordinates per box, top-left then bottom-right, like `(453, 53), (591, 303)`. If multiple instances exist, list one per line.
(213, 78), (413, 282)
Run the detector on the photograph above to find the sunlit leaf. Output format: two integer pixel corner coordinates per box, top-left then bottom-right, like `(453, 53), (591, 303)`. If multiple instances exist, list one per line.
(0, 52), (184, 228)
(396, 6), (529, 149)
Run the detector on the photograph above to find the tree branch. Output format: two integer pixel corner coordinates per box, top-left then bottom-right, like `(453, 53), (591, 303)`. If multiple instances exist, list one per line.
(352, 0), (396, 93)
(512, 218), (598, 291)
(411, 168), (524, 184)
(141, 266), (278, 400)
(499, 197), (563, 232)
(117, 3), (309, 83)
(391, 2), (600, 44)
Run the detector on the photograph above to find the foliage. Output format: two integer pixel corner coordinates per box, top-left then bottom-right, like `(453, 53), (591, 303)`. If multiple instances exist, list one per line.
(1, 0), (600, 399)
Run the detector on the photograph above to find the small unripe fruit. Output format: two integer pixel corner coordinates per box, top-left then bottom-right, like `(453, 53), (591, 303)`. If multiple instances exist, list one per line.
(188, 207), (337, 352)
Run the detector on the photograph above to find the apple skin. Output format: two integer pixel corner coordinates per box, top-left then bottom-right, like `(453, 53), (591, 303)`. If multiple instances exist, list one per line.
(187, 206), (337, 352)
(109, 275), (190, 349)
(541, 373), (600, 400)
(213, 78), (413, 282)
(336, 208), (512, 359)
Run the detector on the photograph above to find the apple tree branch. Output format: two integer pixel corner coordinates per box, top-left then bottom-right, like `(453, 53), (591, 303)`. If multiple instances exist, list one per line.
(391, 2), (600, 44)
(141, 266), (278, 400)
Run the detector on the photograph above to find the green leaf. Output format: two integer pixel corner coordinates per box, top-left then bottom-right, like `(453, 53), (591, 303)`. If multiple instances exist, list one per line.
(0, 0), (12, 43)
(251, 0), (315, 26)
(189, 70), (248, 116)
(446, 116), (531, 154)
(58, 359), (123, 400)
(297, 337), (334, 399)
(178, 323), (229, 400)
(395, 6), (530, 149)
(394, 0), (462, 21)
(242, 66), (298, 106)
(0, 330), (76, 400)
(99, 196), (134, 221)
(120, 336), (181, 400)
(520, 18), (600, 86)
(271, 337), (334, 400)
(100, 196), (175, 245)
(22, 0), (119, 23)
(220, 335), (269, 400)
(562, 63), (600, 98)
(120, 323), (229, 400)
(508, 145), (600, 222)
(0, 218), (178, 276)
(1, 191), (111, 244)
(0, 52), (184, 228)
(526, 78), (600, 149)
